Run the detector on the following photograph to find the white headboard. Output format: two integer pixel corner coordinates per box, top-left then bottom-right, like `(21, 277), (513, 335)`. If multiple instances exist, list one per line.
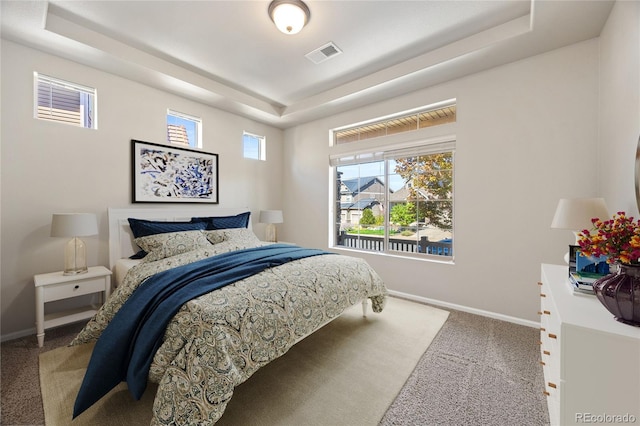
(108, 207), (252, 270)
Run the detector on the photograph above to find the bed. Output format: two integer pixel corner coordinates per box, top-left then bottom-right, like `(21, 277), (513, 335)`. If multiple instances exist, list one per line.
(70, 207), (388, 425)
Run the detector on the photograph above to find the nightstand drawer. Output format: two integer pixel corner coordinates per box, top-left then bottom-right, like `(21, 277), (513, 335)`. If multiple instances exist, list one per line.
(43, 277), (106, 302)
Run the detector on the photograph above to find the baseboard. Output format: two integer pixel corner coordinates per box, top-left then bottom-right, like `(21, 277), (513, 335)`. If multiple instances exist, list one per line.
(1, 326), (36, 343)
(388, 290), (539, 328)
(2, 291), (538, 343)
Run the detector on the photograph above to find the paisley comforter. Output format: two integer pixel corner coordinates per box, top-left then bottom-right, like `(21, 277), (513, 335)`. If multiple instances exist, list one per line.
(71, 229), (387, 425)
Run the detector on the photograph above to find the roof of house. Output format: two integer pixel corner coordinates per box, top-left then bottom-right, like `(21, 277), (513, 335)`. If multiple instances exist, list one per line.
(388, 185), (431, 202)
(341, 198), (380, 211)
(341, 176), (385, 195)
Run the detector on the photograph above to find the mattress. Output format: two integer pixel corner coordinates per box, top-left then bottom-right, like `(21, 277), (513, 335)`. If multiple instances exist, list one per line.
(114, 258), (141, 287)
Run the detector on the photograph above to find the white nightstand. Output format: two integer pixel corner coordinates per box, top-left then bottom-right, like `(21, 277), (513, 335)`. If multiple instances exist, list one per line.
(34, 265), (112, 347)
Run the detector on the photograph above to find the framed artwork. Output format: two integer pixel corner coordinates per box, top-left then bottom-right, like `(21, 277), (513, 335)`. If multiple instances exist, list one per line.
(131, 139), (218, 203)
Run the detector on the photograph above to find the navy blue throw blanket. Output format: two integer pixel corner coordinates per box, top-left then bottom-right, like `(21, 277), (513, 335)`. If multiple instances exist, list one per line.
(73, 244), (333, 418)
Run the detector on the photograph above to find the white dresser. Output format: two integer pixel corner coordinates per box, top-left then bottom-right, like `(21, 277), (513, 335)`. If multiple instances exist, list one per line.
(540, 264), (640, 425)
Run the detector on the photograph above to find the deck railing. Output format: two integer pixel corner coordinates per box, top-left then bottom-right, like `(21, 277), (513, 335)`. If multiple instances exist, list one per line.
(337, 232), (452, 256)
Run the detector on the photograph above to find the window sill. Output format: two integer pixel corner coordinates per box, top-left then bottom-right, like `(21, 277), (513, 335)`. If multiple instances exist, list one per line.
(330, 245), (455, 265)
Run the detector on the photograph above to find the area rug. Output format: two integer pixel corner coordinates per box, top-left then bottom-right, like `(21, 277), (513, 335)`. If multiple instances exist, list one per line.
(39, 297), (449, 426)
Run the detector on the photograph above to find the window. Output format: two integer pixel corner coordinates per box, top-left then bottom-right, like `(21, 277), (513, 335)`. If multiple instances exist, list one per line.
(334, 104), (456, 145)
(243, 131), (266, 160)
(333, 144), (454, 259)
(331, 102), (455, 260)
(167, 110), (201, 148)
(34, 73), (97, 129)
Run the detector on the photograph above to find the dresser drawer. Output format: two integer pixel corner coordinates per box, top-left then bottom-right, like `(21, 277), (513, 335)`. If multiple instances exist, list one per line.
(539, 278), (561, 418)
(42, 277), (106, 302)
(546, 386), (561, 426)
(540, 335), (560, 385)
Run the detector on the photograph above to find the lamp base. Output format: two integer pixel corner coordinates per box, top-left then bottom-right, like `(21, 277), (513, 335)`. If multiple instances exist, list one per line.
(265, 223), (278, 243)
(63, 237), (88, 275)
(63, 267), (89, 276)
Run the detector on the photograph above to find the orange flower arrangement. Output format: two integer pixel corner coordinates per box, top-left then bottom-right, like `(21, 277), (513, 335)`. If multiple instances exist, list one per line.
(578, 212), (640, 264)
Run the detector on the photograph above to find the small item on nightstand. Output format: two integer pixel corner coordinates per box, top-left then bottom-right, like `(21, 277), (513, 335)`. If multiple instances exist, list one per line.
(566, 245), (609, 296)
(567, 271), (596, 295)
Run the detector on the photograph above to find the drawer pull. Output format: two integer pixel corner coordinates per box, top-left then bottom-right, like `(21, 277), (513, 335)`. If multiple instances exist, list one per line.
(543, 310), (551, 315)
(540, 361), (546, 366)
(538, 311), (543, 315)
(540, 293), (547, 297)
(540, 327), (546, 332)
(548, 382), (557, 389)
(74, 285), (80, 289)
(543, 350), (550, 356)
(538, 282), (543, 286)
(543, 391), (550, 396)
(548, 333), (557, 339)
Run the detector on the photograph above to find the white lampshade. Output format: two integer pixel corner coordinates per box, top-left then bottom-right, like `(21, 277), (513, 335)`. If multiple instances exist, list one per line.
(51, 213), (98, 275)
(551, 198), (609, 231)
(259, 210), (284, 224)
(51, 213), (98, 237)
(268, 0), (310, 35)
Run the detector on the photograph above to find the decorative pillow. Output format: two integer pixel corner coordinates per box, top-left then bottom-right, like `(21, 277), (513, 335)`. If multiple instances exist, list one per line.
(128, 218), (207, 238)
(135, 230), (212, 262)
(190, 212), (251, 230)
(203, 228), (261, 247)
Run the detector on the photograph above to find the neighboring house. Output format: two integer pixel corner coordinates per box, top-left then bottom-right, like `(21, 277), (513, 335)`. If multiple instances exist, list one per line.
(167, 124), (189, 146)
(339, 176), (386, 225)
(340, 176), (451, 228)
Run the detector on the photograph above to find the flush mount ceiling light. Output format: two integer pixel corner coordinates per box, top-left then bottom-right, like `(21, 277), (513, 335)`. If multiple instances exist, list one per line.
(268, 0), (310, 35)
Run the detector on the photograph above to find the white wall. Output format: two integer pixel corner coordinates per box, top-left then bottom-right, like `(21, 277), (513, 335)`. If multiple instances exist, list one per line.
(2, 1), (637, 338)
(598, 1), (640, 216)
(0, 40), (284, 339)
(283, 39), (604, 322)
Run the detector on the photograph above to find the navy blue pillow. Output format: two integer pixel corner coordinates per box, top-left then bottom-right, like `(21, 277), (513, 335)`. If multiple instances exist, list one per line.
(128, 218), (207, 238)
(190, 212), (251, 230)
(130, 249), (147, 260)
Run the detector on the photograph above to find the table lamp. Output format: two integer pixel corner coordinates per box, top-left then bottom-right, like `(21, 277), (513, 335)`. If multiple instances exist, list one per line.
(51, 213), (98, 275)
(551, 198), (609, 262)
(259, 210), (283, 242)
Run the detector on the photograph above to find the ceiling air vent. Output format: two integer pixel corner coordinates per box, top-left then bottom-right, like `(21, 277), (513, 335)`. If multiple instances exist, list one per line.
(305, 42), (342, 64)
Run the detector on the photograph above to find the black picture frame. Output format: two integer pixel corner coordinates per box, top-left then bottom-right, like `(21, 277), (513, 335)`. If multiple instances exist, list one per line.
(131, 139), (219, 204)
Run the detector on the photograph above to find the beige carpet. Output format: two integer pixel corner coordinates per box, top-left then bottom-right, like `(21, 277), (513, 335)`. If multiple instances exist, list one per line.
(40, 297), (449, 426)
